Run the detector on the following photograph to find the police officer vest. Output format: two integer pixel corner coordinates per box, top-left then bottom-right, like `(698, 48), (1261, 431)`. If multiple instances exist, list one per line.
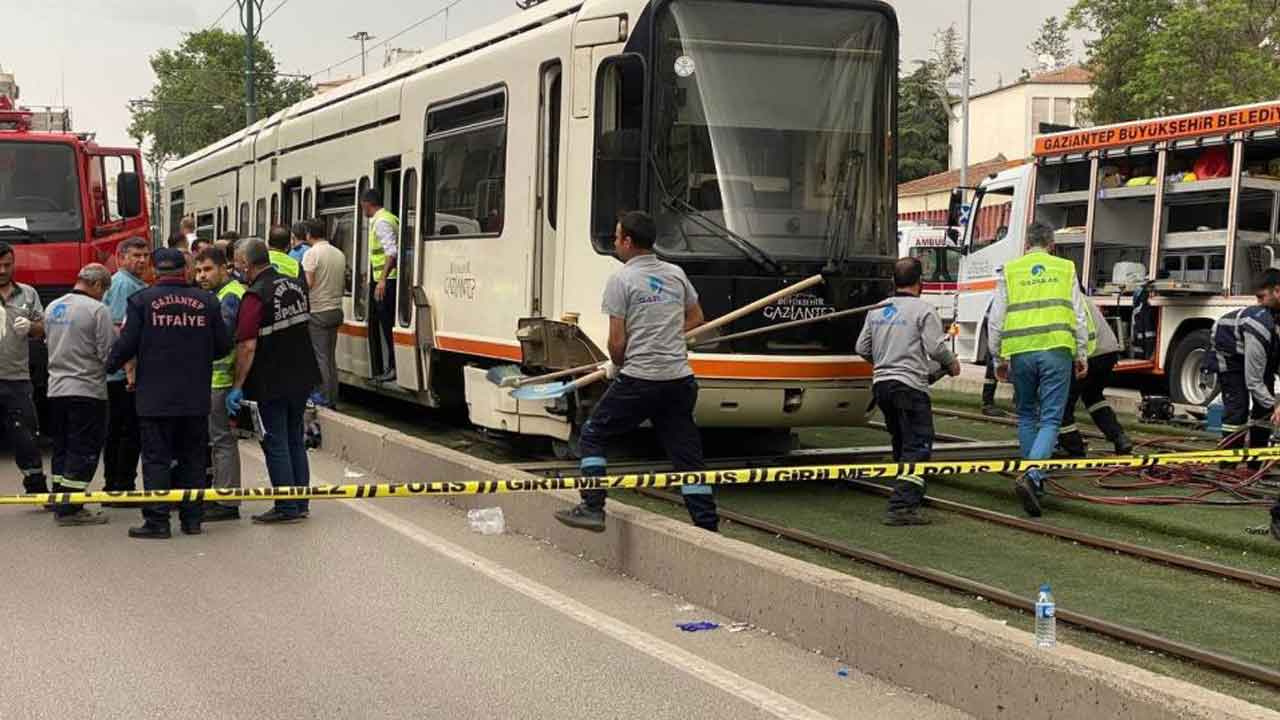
(242, 267), (321, 402)
(210, 279), (246, 390)
(269, 248), (300, 279)
(368, 207), (399, 281)
(1000, 251), (1079, 358)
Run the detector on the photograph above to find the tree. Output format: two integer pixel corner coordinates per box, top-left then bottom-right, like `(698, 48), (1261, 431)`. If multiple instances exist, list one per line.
(898, 25), (963, 182)
(1022, 16), (1074, 79)
(1068, 0), (1280, 123)
(128, 29), (312, 160)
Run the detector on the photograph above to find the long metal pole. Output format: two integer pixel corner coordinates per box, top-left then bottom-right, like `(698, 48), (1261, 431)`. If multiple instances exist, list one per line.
(242, 0), (257, 125)
(959, 0), (972, 191)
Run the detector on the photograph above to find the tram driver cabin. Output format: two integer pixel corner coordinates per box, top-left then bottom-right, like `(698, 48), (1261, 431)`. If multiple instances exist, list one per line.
(161, 0), (901, 450)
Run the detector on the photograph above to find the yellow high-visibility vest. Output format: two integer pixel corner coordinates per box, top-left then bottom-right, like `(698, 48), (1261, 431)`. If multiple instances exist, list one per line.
(999, 251), (1079, 357)
(211, 279), (246, 390)
(368, 207), (399, 281)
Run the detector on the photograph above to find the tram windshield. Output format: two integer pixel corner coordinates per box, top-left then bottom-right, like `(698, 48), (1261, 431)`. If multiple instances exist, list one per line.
(650, 0), (894, 264)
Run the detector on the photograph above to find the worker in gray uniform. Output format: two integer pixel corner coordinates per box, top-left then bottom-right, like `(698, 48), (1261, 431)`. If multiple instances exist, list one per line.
(856, 257), (960, 525)
(1057, 297), (1134, 457)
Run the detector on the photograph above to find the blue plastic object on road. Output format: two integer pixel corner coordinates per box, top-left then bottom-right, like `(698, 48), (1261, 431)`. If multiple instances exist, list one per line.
(676, 621), (720, 632)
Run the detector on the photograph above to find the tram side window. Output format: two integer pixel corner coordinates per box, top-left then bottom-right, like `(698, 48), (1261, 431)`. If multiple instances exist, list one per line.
(169, 190), (185, 239)
(270, 193), (279, 225)
(238, 202), (249, 237)
(195, 211), (215, 241)
(255, 198), (267, 238)
(591, 55), (645, 250)
(318, 184), (357, 300)
(424, 89), (506, 238)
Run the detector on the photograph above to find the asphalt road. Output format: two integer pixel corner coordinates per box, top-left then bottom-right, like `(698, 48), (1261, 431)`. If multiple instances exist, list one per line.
(0, 445), (970, 720)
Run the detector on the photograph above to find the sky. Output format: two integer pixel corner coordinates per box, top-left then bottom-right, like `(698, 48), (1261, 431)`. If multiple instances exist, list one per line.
(2, 0), (1081, 149)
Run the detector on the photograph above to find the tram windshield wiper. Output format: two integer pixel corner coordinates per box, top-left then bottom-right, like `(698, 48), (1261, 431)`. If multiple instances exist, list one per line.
(0, 225), (45, 243)
(649, 158), (784, 276)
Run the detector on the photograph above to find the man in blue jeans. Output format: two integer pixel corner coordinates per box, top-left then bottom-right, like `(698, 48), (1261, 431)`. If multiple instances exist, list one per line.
(988, 222), (1089, 517)
(228, 238), (321, 524)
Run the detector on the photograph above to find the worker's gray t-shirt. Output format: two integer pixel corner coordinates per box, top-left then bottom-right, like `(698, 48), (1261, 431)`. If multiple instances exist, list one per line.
(0, 284), (42, 381)
(45, 291), (115, 400)
(602, 253), (697, 381)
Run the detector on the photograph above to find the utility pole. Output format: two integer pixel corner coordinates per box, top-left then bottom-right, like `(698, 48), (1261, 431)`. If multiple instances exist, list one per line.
(349, 31), (375, 76)
(239, 0), (265, 126)
(959, 0), (972, 193)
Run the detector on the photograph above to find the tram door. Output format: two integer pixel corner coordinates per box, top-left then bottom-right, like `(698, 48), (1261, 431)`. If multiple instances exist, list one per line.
(533, 60), (563, 316)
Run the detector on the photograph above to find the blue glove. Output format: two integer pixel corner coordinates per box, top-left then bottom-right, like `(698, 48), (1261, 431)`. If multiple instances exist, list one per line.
(226, 388), (244, 416)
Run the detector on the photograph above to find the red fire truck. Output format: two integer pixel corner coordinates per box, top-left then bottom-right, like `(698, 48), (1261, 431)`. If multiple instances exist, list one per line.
(0, 94), (150, 423)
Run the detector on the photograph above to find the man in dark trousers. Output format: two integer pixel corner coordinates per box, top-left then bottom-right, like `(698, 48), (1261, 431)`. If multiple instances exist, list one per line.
(553, 211), (718, 533)
(0, 241), (48, 496)
(102, 237), (149, 499)
(107, 248), (232, 539)
(1207, 268), (1280, 542)
(45, 264), (116, 526)
(856, 257), (960, 525)
(226, 238), (321, 524)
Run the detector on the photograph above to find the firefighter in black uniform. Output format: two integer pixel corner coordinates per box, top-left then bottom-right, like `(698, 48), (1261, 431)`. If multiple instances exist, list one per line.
(1207, 268), (1280, 542)
(107, 248), (233, 538)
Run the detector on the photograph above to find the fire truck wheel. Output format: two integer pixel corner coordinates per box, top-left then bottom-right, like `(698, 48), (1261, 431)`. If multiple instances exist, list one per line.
(1168, 328), (1214, 407)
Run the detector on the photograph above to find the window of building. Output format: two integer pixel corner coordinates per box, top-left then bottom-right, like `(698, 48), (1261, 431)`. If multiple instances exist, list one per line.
(424, 88), (506, 238)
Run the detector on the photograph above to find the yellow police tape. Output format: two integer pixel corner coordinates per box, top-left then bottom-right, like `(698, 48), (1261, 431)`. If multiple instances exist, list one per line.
(3, 445), (1279, 506)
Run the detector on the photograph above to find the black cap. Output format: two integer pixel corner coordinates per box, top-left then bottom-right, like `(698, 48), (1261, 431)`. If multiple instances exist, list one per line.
(153, 247), (186, 273)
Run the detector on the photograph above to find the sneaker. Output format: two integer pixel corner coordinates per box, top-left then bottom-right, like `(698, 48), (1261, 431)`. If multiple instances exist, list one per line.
(554, 504), (606, 532)
(252, 508), (306, 524)
(1015, 474), (1043, 517)
(883, 507), (932, 526)
(203, 504), (241, 522)
(981, 405), (1008, 418)
(55, 509), (109, 526)
(128, 523), (172, 539)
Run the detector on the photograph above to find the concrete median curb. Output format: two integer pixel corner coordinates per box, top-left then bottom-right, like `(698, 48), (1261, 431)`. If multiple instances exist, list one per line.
(317, 409), (1277, 720)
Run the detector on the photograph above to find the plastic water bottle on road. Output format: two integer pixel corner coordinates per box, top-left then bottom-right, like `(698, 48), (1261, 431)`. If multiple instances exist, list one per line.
(468, 507), (505, 535)
(1034, 583), (1056, 648)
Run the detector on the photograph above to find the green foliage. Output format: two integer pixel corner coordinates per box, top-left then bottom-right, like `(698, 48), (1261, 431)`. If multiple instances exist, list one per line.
(1069, 0), (1280, 123)
(128, 29), (312, 160)
(898, 26), (961, 183)
(1026, 16), (1074, 74)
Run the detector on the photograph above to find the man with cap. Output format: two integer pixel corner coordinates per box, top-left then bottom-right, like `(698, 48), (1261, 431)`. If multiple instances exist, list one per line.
(107, 248), (232, 539)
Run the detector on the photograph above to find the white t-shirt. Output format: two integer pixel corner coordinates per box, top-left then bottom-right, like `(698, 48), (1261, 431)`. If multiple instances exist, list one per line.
(301, 240), (346, 313)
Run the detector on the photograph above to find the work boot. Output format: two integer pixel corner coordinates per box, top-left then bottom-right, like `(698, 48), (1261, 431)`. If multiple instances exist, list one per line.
(181, 522), (203, 536)
(55, 509), (108, 526)
(1015, 472), (1044, 518)
(22, 472), (49, 495)
(554, 503), (606, 532)
(1057, 430), (1088, 458)
(203, 504), (241, 522)
(1113, 434), (1134, 456)
(128, 523), (172, 539)
(682, 493), (719, 532)
(883, 507), (931, 526)
(252, 508), (306, 524)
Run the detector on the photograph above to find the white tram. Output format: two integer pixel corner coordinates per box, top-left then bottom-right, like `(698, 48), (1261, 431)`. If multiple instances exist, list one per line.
(162, 0), (900, 449)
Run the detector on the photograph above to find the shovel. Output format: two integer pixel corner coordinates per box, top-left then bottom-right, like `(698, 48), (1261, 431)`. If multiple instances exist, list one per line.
(511, 274), (825, 402)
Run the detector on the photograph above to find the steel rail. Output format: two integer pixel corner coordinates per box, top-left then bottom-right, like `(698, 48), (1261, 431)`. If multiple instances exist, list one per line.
(635, 489), (1280, 690)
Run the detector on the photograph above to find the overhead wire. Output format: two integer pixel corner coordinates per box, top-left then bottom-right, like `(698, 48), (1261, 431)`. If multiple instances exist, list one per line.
(304, 0), (468, 79)
(206, 0), (238, 29)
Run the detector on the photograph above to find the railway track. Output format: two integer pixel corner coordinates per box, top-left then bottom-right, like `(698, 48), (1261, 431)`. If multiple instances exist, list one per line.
(341, 388), (1280, 691)
(634, 487), (1280, 690)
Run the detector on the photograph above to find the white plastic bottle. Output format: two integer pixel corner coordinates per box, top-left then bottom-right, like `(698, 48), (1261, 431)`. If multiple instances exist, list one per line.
(1034, 583), (1056, 648)
(467, 507), (505, 535)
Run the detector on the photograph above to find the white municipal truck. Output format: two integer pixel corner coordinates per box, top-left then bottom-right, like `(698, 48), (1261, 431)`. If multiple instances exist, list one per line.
(951, 100), (1280, 406)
